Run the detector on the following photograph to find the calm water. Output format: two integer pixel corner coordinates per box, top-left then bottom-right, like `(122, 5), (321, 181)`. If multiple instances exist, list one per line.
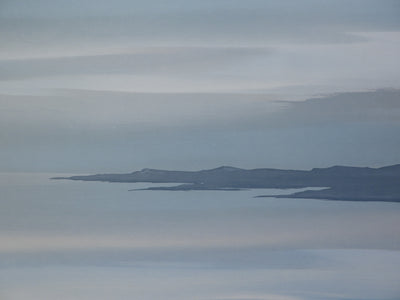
(1, 172), (400, 300)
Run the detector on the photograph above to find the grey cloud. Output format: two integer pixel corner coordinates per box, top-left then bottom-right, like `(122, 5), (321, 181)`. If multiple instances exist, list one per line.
(1, 89), (399, 141)
(274, 89), (400, 126)
(0, 90), (280, 131)
(0, 17), (369, 51)
(2, 0), (399, 31)
(1, 0), (399, 54)
(0, 47), (273, 80)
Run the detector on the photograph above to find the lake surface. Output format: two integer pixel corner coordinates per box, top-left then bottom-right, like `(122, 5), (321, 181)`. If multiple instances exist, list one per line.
(1, 172), (400, 300)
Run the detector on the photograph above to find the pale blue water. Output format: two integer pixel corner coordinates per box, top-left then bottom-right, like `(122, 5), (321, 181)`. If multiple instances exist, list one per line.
(1, 173), (400, 300)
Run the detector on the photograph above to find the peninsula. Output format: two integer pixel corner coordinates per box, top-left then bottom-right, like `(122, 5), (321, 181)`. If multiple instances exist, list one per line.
(53, 164), (400, 202)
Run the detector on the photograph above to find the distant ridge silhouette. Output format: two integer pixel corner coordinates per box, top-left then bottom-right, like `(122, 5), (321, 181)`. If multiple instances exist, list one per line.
(53, 164), (400, 202)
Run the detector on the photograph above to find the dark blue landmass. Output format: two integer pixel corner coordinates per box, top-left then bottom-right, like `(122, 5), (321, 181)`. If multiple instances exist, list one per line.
(53, 164), (400, 202)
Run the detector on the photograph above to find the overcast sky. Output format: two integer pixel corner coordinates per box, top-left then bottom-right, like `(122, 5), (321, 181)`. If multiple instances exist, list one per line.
(0, 0), (399, 172)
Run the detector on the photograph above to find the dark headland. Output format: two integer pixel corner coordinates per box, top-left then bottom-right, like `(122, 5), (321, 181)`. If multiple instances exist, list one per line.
(52, 164), (400, 202)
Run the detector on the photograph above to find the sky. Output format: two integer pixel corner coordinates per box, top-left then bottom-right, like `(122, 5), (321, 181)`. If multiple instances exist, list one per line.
(0, 0), (400, 172)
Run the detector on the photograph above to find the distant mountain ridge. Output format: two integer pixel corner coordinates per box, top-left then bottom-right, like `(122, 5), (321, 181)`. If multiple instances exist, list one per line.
(53, 164), (400, 202)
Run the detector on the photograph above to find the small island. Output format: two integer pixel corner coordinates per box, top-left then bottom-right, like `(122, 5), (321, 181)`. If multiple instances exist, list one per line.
(53, 164), (400, 202)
